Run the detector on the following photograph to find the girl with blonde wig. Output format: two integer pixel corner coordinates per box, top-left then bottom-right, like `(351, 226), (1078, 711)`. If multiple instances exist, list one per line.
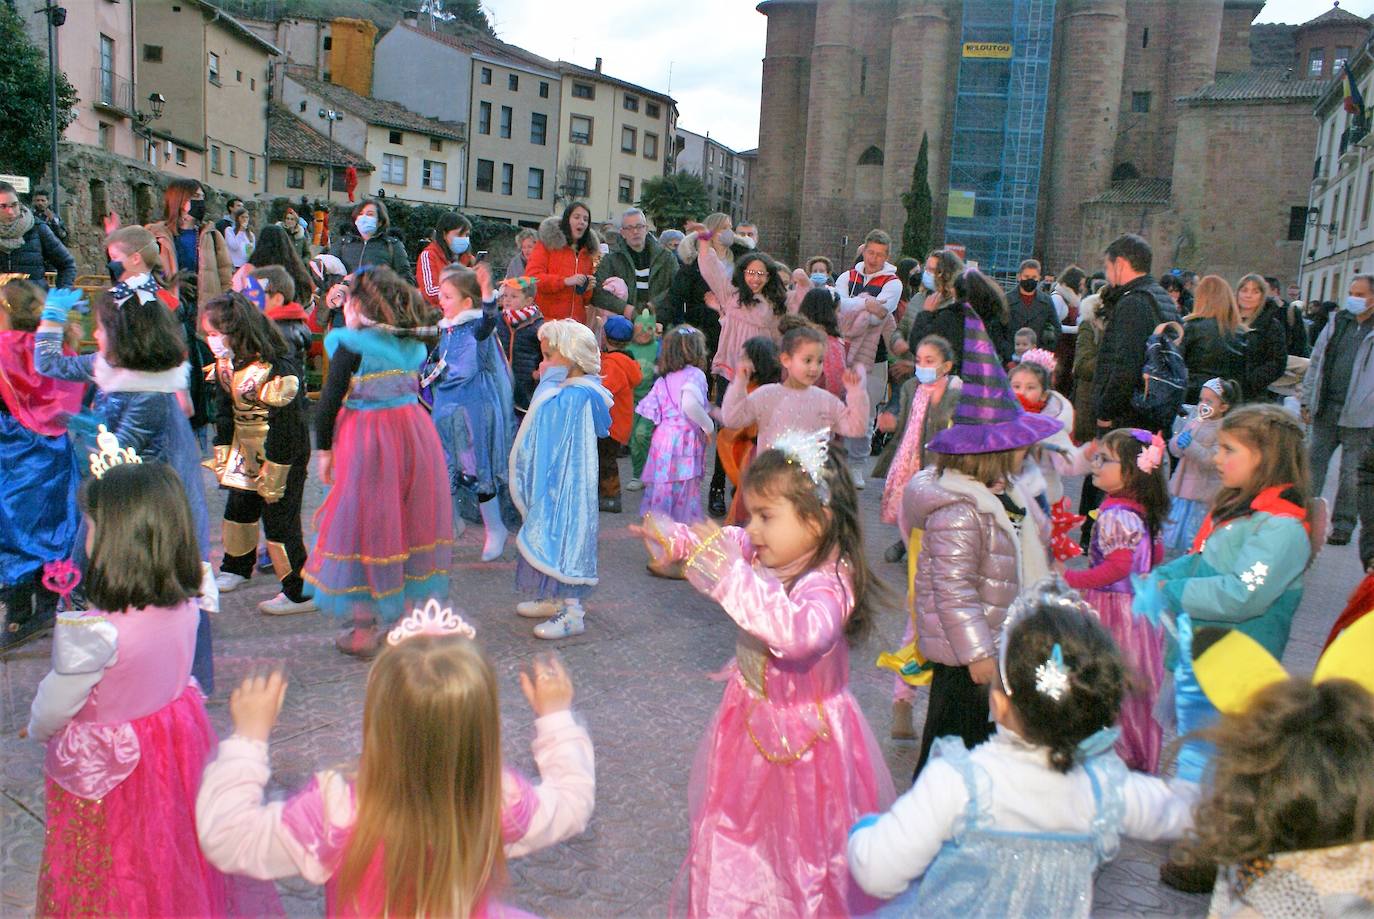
(196, 618), (594, 917)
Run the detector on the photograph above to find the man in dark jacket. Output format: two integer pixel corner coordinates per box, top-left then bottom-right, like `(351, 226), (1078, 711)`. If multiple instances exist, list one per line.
(30, 190), (68, 244)
(0, 182), (76, 288)
(591, 207), (677, 322)
(1010, 258), (1062, 349)
(1092, 234), (1177, 434)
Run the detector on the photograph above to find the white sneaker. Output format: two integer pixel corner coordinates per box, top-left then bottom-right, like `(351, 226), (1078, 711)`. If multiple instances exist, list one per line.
(851, 468), (866, 489)
(533, 603), (585, 639)
(258, 593), (318, 616)
(215, 572), (249, 593)
(625, 477), (643, 491)
(516, 598), (561, 619)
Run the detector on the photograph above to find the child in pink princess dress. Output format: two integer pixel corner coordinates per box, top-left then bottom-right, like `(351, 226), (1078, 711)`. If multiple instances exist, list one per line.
(637, 325), (714, 529)
(196, 603), (595, 918)
(1063, 428), (1170, 773)
(28, 461), (260, 916)
(634, 433), (894, 917)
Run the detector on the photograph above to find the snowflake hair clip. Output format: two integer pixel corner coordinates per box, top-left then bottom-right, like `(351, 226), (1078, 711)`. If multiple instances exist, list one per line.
(1035, 643), (1071, 702)
(386, 598), (477, 646)
(773, 428), (831, 505)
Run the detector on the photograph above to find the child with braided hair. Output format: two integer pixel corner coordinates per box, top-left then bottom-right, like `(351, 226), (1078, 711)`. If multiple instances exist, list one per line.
(305, 266), (453, 658)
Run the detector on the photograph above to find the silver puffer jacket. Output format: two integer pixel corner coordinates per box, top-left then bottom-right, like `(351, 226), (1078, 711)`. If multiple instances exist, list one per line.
(900, 467), (1047, 667)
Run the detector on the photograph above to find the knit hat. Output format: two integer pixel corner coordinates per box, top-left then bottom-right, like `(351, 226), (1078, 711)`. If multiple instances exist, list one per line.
(602, 276), (629, 301)
(603, 315), (633, 343)
(926, 309), (1062, 454)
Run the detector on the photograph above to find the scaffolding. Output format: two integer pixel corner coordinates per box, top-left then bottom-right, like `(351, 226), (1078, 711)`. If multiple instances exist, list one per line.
(945, 0), (1057, 279)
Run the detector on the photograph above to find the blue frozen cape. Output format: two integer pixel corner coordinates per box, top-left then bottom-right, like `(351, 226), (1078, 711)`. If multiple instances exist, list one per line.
(510, 367), (612, 585)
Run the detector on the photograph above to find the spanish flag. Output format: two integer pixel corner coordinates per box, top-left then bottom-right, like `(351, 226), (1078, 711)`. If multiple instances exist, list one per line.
(1342, 61), (1364, 116)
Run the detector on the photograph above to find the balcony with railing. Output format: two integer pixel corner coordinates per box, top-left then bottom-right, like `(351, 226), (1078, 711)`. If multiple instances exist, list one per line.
(92, 67), (134, 118)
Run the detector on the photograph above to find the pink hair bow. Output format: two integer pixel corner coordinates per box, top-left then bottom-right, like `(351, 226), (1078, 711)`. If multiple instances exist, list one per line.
(1136, 432), (1166, 474)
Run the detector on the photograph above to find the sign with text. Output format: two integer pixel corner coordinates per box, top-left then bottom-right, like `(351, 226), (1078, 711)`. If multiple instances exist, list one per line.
(0, 175), (31, 193)
(962, 42), (1013, 60)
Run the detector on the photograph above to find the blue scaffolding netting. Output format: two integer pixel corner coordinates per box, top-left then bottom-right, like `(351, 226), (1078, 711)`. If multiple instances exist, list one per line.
(944, 0), (1056, 279)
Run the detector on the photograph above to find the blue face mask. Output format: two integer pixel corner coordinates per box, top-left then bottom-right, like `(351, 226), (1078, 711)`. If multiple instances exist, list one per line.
(921, 270), (936, 291)
(809, 272), (829, 287)
(450, 235), (471, 257)
(914, 366), (940, 385)
(355, 214), (378, 237)
(1344, 294), (1368, 315)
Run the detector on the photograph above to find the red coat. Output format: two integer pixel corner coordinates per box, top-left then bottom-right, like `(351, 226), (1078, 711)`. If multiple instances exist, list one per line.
(416, 241), (475, 306)
(600, 350), (643, 443)
(525, 216), (600, 323)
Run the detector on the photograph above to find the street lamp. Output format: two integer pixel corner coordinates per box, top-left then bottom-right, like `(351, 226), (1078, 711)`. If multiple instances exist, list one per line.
(133, 93), (167, 164)
(318, 108), (343, 205)
(34, 5), (66, 214)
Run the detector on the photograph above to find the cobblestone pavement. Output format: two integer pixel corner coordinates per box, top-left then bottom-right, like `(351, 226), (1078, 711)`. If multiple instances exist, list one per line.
(0, 457), (1359, 917)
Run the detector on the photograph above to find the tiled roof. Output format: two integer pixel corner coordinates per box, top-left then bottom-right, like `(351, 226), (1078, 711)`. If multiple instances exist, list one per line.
(1179, 67), (1328, 103)
(1085, 178), (1173, 206)
(394, 22), (558, 74)
(190, 0), (281, 55)
(557, 62), (676, 107)
(267, 108), (371, 170)
(1301, 2), (1370, 28)
(288, 76), (466, 141)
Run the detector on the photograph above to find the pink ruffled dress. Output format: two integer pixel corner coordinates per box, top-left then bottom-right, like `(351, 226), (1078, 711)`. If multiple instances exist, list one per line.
(196, 711), (595, 918)
(658, 525), (894, 917)
(27, 600), (272, 916)
(637, 366), (711, 521)
(1063, 497), (1164, 773)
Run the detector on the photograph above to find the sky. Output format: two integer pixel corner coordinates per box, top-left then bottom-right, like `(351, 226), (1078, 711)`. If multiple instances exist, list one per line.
(490, 0), (1371, 154)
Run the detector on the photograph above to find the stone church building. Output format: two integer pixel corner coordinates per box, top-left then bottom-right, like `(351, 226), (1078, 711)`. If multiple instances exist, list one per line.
(753, 0), (1368, 282)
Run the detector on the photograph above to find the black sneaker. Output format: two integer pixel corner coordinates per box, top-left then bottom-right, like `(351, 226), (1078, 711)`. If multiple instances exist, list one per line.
(884, 540), (907, 564)
(1327, 531), (1352, 546)
(708, 485), (727, 518)
(0, 607), (56, 654)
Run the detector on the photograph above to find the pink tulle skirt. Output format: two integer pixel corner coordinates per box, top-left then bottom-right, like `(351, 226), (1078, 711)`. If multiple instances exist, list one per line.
(305, 404), (454, 624)
(671, 674), (894, 918)
(1087, 588), (1164, 773)
(37, 687), (281, 917)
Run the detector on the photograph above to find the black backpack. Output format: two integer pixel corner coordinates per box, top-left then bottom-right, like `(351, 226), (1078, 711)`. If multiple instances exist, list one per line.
(1131, 321), (1187, 431)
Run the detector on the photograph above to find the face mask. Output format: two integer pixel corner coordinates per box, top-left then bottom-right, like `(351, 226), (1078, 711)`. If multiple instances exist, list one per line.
(736, 235), (756, 250)
(106, 259), (124, 282)
(355, 214), (378, 237)
(809, 272), (829, 287)
(1019, 278), (1038, 293)
(1015, 391), (1045, 413)
(449, 235), (471, 257)
(914, 366), (940, 385)
(187, 199), (206, 221)
(1344, 295), (1368, 315)
(206, 334), (232, 359)
(715, 228), (735, 248)
(921, 270), (936, 291)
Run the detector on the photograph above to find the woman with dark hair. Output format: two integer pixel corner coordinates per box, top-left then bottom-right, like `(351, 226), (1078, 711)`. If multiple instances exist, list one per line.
(1051, 264), (1086, 393)
(908, 252), (1009, 372)
(526, 202), (601, 323)
(250, 224), (314, 304)
(330, 198), (411, 280)
(122, 178), (233, 303)
(417, 211), (475, 307)
(895, 256), (920, 311)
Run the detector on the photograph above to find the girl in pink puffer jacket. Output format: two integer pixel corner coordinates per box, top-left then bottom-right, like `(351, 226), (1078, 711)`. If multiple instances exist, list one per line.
(898, 314), (1057, 777)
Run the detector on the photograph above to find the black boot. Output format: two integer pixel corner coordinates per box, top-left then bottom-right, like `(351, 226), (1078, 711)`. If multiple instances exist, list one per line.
(709, 484), (727, 518)
(1, 580), (54, 653)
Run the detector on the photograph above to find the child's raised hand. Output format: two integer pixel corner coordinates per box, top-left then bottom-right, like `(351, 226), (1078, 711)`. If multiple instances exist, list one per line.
(230, 668), (288, 743)
(102, 211), (122, 236)
(735, 358), (753, 383)
(520, 653), (574, 716)
(876, 411), (897, 433)
(630, 512), (674, 561)
(474, 261), (493, 297)
(842, 366), (864, 390)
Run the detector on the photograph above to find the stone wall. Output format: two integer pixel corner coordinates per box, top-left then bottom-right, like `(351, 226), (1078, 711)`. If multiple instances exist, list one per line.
(41, 142), (261, 277)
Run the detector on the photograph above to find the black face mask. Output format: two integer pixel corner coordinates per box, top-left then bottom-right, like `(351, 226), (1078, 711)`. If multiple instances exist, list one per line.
(188, 199), (206, 221)
(106, 259), (124, 282)
(1019, 278), (1038, 293)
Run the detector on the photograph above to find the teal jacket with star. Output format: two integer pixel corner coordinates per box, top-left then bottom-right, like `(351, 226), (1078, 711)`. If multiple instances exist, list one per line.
(1149, 485), (1310, 658)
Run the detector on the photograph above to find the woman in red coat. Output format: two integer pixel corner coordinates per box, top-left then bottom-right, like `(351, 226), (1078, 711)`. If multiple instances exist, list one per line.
(526, 202), (600, 324)
(416, 212), (475, 307)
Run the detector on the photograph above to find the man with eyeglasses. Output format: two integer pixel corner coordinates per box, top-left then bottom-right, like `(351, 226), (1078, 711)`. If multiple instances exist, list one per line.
(0, 182), (75, 288)
(592, 207), (678, 325)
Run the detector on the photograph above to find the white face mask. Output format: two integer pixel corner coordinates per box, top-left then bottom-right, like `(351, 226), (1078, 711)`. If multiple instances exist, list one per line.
(921, 270), (936, 291)
(206, 334), (232, 359)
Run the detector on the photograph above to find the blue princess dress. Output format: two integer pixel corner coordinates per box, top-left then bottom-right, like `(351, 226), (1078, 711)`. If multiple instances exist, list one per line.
(429, 303), (514, 498)
(848, 730), (1196, 918)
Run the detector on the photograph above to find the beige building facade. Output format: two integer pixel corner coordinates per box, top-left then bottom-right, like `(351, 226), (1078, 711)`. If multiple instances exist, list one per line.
(467, 53), (563, 226)
(554, 62), (676, 224)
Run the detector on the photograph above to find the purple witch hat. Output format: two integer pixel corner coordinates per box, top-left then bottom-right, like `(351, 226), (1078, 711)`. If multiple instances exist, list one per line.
(926, 310), (1062, 454)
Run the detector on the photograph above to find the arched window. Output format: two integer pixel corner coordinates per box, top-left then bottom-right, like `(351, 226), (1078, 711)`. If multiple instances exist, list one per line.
(858, 145), (884, 166)
(1111, 162), (1140, 182)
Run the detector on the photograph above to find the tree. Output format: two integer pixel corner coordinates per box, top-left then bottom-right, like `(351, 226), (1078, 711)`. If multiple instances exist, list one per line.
(900, 133), (934, 260)
(637, 173), (710, 231)
(0, 5), (76, 182)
